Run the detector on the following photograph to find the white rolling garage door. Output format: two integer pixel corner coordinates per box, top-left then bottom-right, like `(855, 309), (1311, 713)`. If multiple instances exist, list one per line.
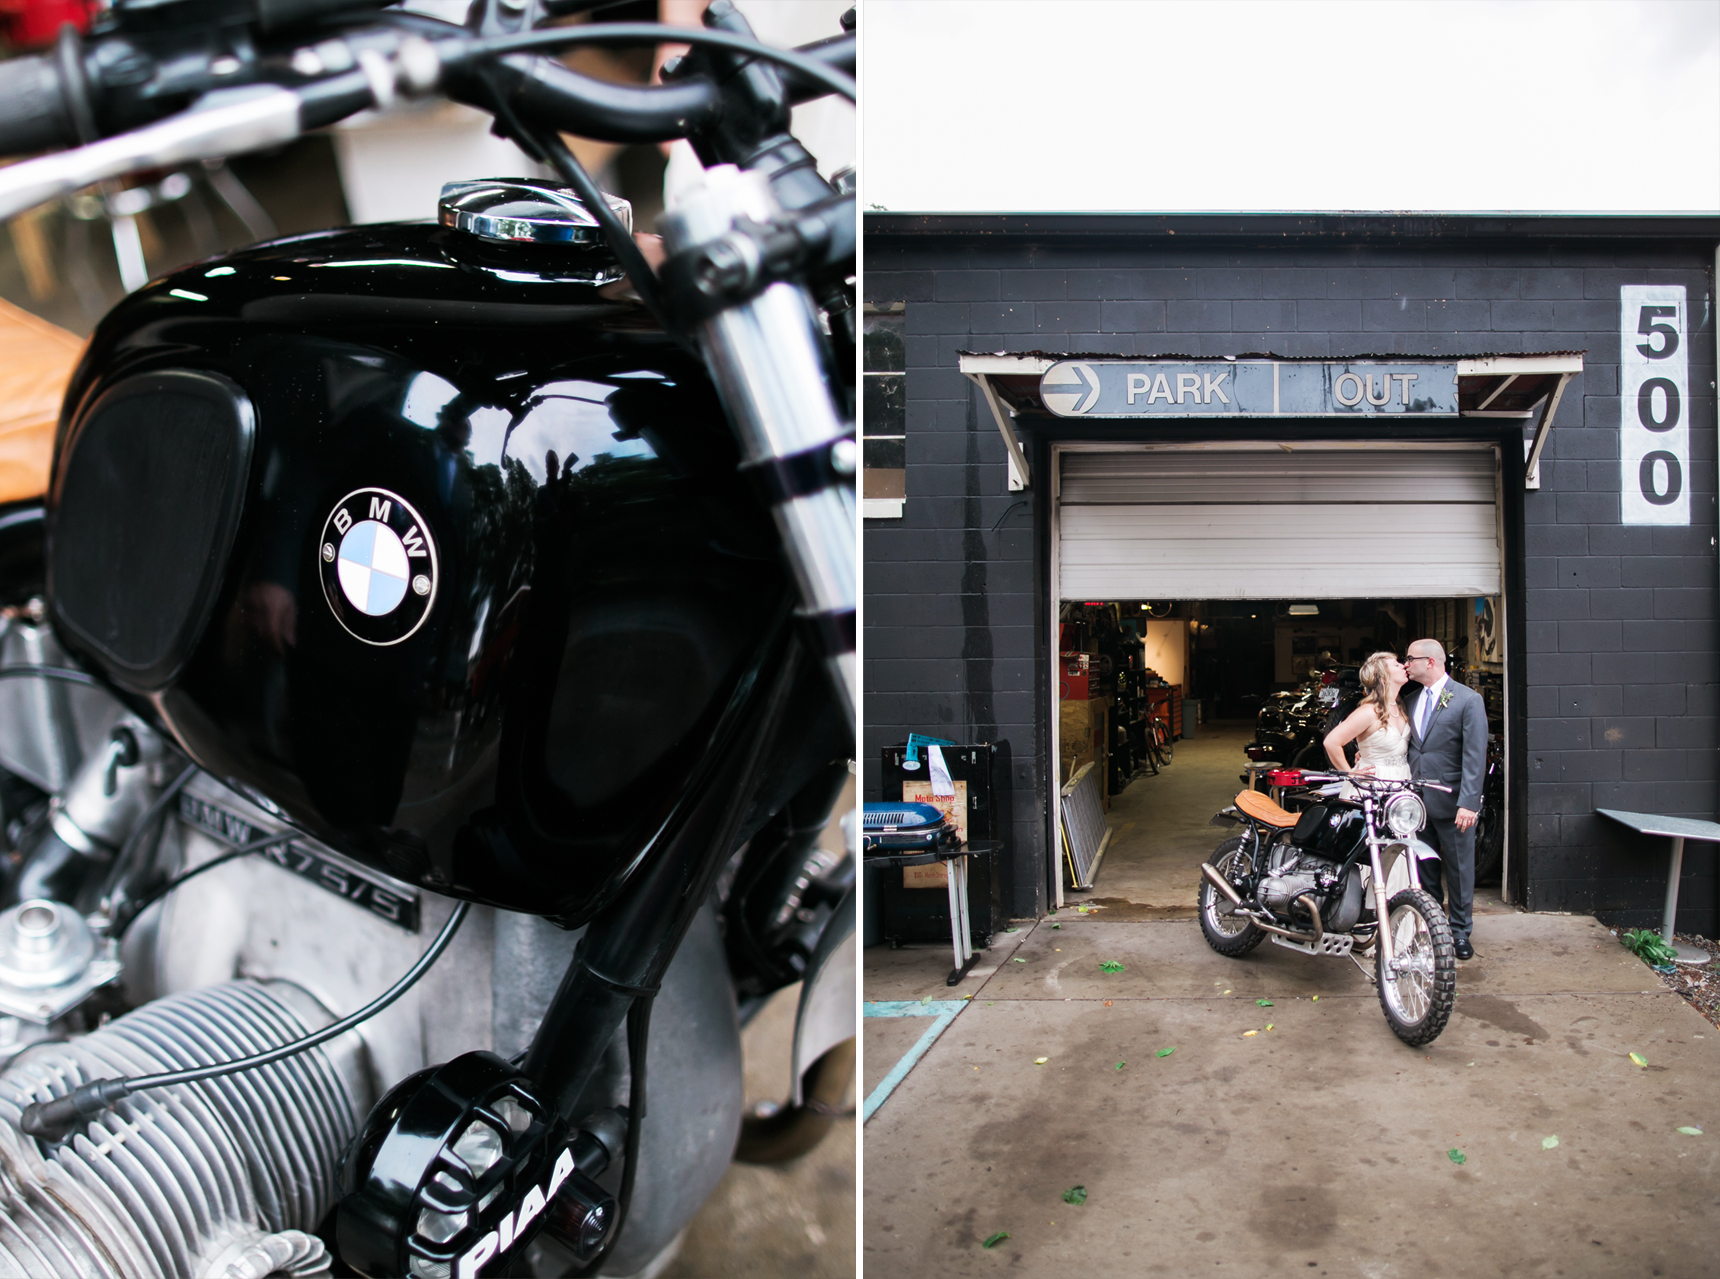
(1057, 447), (1500, 600)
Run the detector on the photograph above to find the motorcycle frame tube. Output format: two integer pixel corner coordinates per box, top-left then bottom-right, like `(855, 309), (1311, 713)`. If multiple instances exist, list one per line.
(522, 634), (806, 1119)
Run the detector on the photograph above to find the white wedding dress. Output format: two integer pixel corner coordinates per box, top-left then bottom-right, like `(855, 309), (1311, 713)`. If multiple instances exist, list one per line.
(1344, 715), (1435, 890)
(1341, 717), (1411, 799)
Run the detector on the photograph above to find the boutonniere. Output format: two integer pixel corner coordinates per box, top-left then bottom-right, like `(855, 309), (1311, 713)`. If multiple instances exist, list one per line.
(1438, 689), (1453, 711)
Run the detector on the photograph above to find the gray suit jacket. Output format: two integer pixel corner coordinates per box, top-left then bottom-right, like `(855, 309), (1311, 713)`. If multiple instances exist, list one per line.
(1403, 678), (1487, 819)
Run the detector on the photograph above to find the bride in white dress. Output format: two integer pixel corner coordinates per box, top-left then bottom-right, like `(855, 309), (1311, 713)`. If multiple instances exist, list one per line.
(1323, 651), (1412, 797)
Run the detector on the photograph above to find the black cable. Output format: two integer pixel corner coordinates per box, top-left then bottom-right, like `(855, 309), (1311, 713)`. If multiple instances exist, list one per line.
(521, 122), (693, 351)
(574, 993), (652, 1277)
(99, 761), (198, 917)
(22, 900), (471, 1140)
(107, 831), (282, 941)
(475, 72), (664, 320)
(444, 24), (857, 102)
(0, 665), (100, 687)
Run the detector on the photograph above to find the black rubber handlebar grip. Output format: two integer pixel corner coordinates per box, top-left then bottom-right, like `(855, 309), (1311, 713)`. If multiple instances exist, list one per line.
(0, 53), (80, 157)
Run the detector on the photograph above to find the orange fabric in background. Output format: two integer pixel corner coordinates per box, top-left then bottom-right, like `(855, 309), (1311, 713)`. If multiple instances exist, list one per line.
(0, 298), (82, 504)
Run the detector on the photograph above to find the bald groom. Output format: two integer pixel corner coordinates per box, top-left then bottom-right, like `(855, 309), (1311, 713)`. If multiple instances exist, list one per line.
(1403, 639), (1488, 960)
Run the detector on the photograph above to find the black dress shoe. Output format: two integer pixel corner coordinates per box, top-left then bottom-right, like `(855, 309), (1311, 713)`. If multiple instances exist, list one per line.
(1454, 937), (1474, 960)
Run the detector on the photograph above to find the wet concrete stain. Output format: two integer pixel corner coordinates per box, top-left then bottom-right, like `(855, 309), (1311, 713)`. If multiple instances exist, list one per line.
(1247, 1184), (1339, 1247)
(1080, 896), (1199, 921)
(1456, 994), (1550, 1041)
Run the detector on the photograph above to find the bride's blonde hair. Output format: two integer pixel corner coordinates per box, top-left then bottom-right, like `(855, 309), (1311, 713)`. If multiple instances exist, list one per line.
(1358, 651), (1400, 730)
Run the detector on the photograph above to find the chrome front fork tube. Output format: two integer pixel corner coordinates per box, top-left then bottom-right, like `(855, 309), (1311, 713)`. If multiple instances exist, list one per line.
(1363, 799), (1396, 978)
(660, 168), (856, 729)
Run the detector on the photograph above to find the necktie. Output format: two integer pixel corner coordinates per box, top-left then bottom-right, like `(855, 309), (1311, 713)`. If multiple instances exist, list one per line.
(1419, 685), (1435, 737)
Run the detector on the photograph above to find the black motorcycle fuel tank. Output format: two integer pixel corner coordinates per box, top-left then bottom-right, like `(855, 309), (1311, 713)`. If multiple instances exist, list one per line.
(45, 204), (793, 922)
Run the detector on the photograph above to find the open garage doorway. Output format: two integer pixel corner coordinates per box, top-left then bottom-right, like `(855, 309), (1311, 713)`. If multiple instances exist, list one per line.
(1049, 443), (1510, 917)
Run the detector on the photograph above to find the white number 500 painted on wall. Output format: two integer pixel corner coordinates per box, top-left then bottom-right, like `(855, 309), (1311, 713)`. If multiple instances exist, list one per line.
(1620, 284), (1689, 525)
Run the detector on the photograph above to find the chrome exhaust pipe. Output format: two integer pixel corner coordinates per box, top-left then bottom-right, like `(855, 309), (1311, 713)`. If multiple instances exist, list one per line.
(1250, 918), (1319, 944)
(1295, 892), (1324, 941)
(1201, 862), (1243, 906)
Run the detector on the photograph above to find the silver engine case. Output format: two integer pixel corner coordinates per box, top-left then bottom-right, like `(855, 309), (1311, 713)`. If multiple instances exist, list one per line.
(0, 646), (746, 1278)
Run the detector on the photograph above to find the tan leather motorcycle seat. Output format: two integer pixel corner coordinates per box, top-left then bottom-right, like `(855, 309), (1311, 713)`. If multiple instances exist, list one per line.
(1234, 788), (1299, 828)
(0, 298), (83, 505)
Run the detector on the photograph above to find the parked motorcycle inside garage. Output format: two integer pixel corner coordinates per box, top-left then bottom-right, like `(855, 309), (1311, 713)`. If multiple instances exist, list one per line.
(1244, 665), (1355, 773)
(0, 1), (854, 1274)
(1199, 768), (1457, 1046)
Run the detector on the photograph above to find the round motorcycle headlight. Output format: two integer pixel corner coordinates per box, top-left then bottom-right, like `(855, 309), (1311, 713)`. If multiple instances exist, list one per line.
(1384, 792), (1426, 838)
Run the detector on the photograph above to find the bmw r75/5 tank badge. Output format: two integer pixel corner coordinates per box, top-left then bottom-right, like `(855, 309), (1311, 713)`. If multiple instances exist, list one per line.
(318, 488), (438, 645)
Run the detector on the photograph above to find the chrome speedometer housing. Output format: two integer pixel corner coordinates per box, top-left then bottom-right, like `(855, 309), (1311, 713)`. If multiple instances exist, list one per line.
(1384, 792), (1427, 838)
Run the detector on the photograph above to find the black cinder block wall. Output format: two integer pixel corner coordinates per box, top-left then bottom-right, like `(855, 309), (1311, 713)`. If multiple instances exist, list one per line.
(863, 215), (1719, 934)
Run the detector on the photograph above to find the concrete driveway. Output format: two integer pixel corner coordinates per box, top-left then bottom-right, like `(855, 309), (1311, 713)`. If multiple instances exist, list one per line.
(863, 911), (1719, 1278)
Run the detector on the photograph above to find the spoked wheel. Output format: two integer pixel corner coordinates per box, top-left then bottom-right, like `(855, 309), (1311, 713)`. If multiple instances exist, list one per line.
(1140, 731), (1160, 776)
(1375, 888), (1456, 1046)
(1198, 837), (1266, 957)
(1154, 723), (1173, 765)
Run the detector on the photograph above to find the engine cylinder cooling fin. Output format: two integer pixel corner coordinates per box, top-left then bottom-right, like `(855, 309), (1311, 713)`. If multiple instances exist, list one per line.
(0, 981), (361, 1278)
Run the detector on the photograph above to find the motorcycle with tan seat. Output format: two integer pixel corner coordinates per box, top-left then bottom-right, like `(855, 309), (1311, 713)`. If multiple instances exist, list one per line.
(1200, 767), (1457, 1046)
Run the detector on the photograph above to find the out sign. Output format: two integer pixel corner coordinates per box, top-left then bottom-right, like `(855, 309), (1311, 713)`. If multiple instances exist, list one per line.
(1620, 285), (1688, 525)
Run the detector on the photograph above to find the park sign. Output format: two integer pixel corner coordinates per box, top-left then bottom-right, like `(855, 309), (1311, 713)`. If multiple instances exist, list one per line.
(1039, 359), (1459, 418)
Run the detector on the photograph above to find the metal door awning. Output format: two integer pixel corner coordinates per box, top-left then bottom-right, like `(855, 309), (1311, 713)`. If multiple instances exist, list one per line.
(958, 351), (1583, 490)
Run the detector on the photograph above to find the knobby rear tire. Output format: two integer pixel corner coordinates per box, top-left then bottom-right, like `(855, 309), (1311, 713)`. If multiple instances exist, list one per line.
(1198, 837), (1267, 957)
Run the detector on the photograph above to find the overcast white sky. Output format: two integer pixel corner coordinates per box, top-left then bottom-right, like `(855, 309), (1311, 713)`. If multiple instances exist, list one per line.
(862, 0), (1720, 213)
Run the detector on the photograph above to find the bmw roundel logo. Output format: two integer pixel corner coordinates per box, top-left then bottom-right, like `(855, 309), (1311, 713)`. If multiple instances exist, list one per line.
(318, 487), (438, 645)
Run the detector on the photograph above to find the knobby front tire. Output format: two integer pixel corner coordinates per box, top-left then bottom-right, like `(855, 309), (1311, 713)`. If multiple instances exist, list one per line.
(1375, 888), (1456, 1046)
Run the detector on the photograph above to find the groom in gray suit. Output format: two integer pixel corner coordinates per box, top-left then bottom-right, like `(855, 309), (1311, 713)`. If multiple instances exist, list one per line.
(1403, 638), (1488, 960)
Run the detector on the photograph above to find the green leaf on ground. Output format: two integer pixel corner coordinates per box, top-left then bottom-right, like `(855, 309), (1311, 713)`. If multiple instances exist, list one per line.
(1257, 999), (1274, 1007)
(1630, 1052), (1648, 1067)
(1447, 1148), (1466, 1165)
(1011, 957), (1027, 963)
(1542, 1136), (1559, 1150)
(1100, 960), (1126, 973)
(1062, 1185), (1088, 1206)
(1034, 1057), (1049, 1065)
(1311, 995), (1319, 1001)
(1114, 1061), (1125, 1071)
(1051, 923), (1062, 929)
(920, 995), (933, 1004)
(1005, 927), (1020, 933)
(1677, 1126), (1703, 1136)
(982, 1231), (1009, 1249)
(1156, 1047), (1175, 1058)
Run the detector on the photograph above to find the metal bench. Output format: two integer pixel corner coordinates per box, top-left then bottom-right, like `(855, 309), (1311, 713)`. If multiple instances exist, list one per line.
(1595, 808), (1717, 966)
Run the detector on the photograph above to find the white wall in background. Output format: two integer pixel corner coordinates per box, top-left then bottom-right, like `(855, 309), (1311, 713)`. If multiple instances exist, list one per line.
(1140, 619), (1187, 688)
